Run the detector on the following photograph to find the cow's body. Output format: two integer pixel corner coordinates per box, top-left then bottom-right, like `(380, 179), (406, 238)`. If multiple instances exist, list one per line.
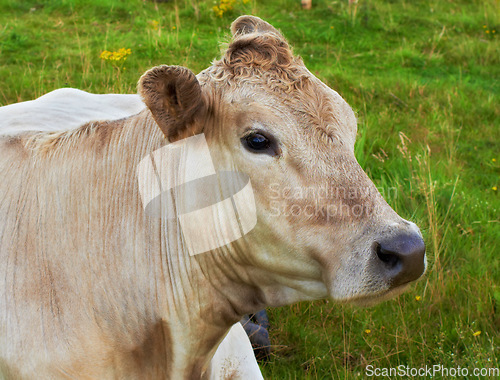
(0, 89), (262, 379)
(0, 16), (425, 379)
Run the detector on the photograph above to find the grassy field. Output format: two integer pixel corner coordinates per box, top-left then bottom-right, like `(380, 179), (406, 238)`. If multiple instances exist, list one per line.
(1, 0), (498, 378)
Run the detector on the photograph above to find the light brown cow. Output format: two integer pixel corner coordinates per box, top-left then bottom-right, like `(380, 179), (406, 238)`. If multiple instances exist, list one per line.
(0, 16), (425, 379)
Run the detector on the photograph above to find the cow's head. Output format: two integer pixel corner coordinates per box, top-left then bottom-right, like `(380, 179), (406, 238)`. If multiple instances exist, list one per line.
(138, 16), (426, 308)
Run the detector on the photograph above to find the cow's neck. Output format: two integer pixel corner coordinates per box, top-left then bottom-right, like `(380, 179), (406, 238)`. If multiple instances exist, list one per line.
(149, 222), (265, 378)
(106, 112), (264, 378)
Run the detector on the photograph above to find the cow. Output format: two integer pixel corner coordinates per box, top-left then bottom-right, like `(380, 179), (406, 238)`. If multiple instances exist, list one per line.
(0, 15), (425, 379)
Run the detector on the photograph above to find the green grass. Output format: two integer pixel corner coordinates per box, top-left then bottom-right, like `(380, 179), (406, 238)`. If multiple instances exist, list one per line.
(1, 0), (498, 378)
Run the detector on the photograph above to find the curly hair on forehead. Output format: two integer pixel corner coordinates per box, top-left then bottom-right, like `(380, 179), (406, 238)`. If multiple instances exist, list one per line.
(204, 30), (309, 93)
(186, 15), (305, 91)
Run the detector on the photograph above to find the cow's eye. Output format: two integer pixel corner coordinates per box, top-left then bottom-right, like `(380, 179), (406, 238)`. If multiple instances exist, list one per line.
(244, 133), (271, 152)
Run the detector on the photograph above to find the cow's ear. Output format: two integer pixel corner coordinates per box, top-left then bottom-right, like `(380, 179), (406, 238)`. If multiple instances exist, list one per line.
(138, 65), (204, 140)
(225, 16), (294, 71)
(231, 15), (282, 37)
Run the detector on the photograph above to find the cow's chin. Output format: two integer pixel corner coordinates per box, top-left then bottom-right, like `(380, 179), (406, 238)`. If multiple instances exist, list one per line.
(328, 283), (412, 308)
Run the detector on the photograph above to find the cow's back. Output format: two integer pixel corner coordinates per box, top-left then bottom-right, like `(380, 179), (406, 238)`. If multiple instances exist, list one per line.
(0, 88), (144, 135)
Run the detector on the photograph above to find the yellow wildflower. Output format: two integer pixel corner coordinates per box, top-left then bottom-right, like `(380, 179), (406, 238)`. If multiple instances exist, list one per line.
(415, 295), (422, 301)
(473, 331), (481, 337)
(213, 0), (237, 17)
(100, 48), (132, 63)
(364, 329), (371, 334)
(493, 186), (497, 191)
(99, 51), (111, 60)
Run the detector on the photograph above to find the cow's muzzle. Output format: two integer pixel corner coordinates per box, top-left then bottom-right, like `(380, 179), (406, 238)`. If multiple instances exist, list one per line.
(375, 232), (426, 288)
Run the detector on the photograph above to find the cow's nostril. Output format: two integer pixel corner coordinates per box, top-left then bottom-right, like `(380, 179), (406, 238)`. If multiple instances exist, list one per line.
(375, 243), (400, 269)
(375, 233), (426, 288)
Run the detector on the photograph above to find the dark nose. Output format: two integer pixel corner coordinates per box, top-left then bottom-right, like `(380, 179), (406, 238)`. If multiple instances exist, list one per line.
(376, 233), (426, 287)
